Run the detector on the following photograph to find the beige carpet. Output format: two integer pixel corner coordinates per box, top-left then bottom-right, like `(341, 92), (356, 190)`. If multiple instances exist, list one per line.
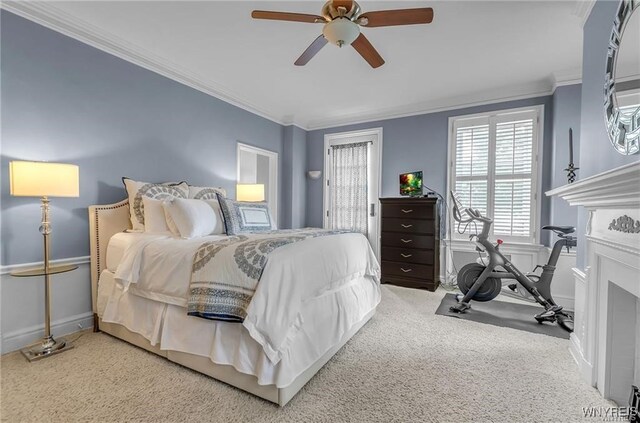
(1, 285), (613, 422)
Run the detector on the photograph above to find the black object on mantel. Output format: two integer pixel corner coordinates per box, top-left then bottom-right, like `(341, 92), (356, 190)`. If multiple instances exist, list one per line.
(565, 128), (580, 183)
(379, 197), (440, 292)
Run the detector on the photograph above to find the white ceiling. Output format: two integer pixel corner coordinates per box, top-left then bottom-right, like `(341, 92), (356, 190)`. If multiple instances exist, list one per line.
(13, 1), (587, 129)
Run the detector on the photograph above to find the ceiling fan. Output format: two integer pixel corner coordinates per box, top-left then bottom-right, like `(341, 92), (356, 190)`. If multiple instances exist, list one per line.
(251, 1), (434, 68)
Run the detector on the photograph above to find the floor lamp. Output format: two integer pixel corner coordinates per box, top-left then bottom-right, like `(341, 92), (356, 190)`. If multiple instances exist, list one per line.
(9, 161), (80, 361)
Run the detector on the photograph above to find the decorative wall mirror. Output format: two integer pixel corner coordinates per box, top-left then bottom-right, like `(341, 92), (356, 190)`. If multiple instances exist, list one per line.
(604, 0), (640, 155)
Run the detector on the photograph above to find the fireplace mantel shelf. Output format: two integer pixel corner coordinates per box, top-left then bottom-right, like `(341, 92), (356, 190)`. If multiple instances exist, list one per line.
(546, 161), (640, 209)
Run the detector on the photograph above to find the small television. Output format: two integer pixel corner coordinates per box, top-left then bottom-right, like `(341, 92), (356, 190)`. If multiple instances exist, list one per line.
(399, 171), (423, 196)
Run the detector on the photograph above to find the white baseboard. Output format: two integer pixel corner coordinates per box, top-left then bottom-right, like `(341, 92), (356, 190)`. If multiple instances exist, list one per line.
(1, 311), (94, 354)
(569, 332), (595, 386)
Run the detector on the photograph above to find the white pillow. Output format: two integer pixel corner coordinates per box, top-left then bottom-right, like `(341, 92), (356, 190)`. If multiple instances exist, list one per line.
(143, 197), (172, 234)
(162, 198), (223, 239)
(122, 178), (189, 231)
(205, 199), (226, 235)
(164, 199), (225, 237)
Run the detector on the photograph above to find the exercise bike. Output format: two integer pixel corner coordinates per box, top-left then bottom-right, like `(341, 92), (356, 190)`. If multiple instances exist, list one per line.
(450, 191), (575, 333)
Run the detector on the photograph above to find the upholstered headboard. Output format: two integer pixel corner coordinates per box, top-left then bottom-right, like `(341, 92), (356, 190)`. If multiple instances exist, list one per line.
(88, 199), (131, 314)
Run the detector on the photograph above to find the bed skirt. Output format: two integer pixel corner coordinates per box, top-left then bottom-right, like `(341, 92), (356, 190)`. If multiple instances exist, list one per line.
(98, 307), (374, 406)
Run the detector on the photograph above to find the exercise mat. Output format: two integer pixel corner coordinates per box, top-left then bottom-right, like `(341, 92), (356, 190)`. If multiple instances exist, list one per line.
(435, 293), (571, 339)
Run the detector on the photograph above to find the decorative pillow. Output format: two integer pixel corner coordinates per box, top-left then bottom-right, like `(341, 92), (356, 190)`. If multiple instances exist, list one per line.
(204, 199), (226, 235)
(123, 178), (189, 231)
(217, 194), (276, 235)
(162, 198), (221, 239)
(143, 197), (172, 234)
(188, 185), (227, 200)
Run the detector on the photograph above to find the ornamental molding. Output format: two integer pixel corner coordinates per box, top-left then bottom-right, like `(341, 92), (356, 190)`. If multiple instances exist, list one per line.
(608, 215), (640, 233)
(586, 235), (640, 256)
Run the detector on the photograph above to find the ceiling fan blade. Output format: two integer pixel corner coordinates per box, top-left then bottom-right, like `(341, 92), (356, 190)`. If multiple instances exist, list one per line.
(359, 8), (434, 27)
(351, 33), (385, 68)
(295, 35), (328, 66)
(251, 11), (325, 24)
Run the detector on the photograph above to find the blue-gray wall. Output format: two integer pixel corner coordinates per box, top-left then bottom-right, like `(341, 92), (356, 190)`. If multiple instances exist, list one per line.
(306, 96), (556, 245)
(549, 84), (582, 246)
(1, 10), (312, 352)
(1, 11), (289, 266)
(282, 125), (307, 229)
(575, 0), (640, 268)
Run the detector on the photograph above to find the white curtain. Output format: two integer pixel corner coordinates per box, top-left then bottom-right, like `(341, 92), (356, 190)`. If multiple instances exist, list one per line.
(329, 141), (369, 235)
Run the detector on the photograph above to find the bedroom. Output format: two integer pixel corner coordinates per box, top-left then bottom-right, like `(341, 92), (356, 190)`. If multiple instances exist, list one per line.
(1, 0), (639, 421)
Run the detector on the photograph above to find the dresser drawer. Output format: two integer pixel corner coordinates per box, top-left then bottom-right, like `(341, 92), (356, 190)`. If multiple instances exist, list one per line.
(381, 247), (434, 265)
(381, 218), (434, 234)
(381, 203), (434, 219)
(381, 275), (439, 292)
(381, 233), (435, 249)
(382, 261), (434, 279)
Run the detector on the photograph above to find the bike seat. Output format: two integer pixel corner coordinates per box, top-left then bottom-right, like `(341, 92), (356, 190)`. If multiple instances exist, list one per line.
(542, 225), (575, 234)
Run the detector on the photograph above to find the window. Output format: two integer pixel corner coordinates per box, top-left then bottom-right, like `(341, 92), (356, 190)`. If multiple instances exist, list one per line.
(448, 107), (541, 243)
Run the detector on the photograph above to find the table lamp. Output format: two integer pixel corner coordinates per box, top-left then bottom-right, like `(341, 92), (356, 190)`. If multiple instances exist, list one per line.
(236, 184), (265, 202)
(9, 161), (80, 361)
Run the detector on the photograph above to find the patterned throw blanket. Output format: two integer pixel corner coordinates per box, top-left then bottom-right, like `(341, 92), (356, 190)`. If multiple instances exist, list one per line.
(187, 229), (350, 322)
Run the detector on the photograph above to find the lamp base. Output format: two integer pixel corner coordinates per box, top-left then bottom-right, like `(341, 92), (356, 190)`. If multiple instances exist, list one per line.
(21, 335), (73, 362)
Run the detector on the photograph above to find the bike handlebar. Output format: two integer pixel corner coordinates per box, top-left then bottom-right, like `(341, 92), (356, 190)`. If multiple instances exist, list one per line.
(467, 208), (493, 224)
(450, 191), (493, 224)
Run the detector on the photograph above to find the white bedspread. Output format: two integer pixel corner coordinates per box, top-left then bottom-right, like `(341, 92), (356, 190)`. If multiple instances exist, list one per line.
(112, 231), (380, 364)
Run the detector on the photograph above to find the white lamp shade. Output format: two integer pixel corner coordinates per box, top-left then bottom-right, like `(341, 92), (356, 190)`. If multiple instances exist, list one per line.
(236, 184), (265, 202)
(322, 18), (360, 46)
(10, 161), (79, 197)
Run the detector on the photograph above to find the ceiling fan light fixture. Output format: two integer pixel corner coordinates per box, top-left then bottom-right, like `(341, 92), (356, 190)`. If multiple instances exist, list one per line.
(322, 18), (360, 47)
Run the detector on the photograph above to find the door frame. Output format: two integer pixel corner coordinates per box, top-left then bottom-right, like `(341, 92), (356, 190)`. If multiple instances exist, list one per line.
(237, 142), (279, 226)
(323, 127), (383, 258)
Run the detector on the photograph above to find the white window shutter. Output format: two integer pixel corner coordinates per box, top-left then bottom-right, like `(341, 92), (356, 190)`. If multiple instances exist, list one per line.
(493, 118), (535, 237)
(454, 122), (489, 219)
(451, 109), (539, 242)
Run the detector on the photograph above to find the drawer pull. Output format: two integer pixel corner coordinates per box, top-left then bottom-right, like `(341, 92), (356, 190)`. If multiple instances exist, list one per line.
(401, 224), (413, 228)
(400, 268), (412, 273)
(400, 253), (412, 258)
(401, 209), (414, 213)
(400, 239), (413, 243)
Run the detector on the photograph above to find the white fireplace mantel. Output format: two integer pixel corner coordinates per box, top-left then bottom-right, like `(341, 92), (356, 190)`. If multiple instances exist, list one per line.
(547, 160), (640, 406)
(546, 161), (640, 209)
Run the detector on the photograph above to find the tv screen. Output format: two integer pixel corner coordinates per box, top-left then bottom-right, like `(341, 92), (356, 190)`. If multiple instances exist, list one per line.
(399, 171), (423, 196)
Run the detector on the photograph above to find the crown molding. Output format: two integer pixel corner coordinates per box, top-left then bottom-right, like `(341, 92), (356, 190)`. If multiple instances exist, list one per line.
(551, 70), (583, 93)
(573, 0), (596, 27)
(304, 85), (554, 130)
(0, 1), (289, 127)
(1, 1), (589, 133)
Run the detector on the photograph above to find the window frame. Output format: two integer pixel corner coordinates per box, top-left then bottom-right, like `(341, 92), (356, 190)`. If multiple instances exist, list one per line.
(446, 105), (544, 245)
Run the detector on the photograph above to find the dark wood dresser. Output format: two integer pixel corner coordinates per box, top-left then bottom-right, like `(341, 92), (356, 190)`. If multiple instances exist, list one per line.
(380, 197), (440, 291)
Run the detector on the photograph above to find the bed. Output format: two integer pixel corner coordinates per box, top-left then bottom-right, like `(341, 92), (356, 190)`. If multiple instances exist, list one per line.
(88, 199), (380, 406)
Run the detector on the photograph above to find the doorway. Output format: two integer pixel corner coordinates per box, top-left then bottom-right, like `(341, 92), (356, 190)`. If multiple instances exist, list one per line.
(323, 128), (382, 257)
(237, 142), (278, 225)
